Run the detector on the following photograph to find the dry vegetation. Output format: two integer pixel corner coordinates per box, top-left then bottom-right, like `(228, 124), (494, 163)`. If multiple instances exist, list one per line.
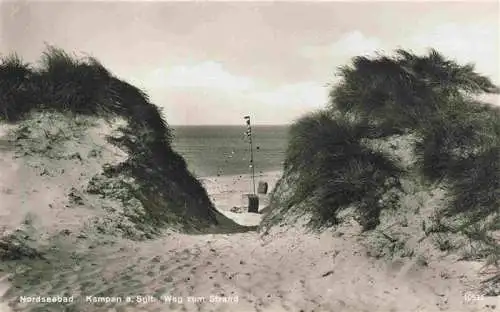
(262, 49), (500, 295)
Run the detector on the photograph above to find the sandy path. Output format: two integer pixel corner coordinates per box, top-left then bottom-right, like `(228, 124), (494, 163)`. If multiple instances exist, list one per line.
(68, 221), (497, 312)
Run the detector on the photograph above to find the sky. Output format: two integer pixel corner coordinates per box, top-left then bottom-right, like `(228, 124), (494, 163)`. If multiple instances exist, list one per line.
(1, 1), (499, 125)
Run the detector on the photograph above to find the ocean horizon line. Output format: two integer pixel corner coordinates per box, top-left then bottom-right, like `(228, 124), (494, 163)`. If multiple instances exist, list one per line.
(171, 124), (290, 127)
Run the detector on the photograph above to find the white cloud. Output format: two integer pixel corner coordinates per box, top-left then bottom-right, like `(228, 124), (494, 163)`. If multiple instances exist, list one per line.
(301, 24), (499, 85)
(252, 81), (329, 109)
(330, 31), (382, 58)
(409, 22), (499, 83)
(147, 61), (255, 91)
(301, 31), (382, 60)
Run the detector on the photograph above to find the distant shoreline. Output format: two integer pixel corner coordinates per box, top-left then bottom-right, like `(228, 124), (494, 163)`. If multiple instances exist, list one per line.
(198, 169), (283, 180)
(172, 124), (290, 127)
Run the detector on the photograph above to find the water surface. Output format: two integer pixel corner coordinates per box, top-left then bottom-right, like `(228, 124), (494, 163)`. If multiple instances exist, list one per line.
(172, 125), (288, 177)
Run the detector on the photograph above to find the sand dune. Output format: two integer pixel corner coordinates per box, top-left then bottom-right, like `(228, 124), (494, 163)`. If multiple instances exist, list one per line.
(0, 118), (498, 312)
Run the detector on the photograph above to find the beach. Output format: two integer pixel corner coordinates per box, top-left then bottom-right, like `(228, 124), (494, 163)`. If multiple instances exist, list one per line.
(199, 170), (282, 226)
(1, 2), (499, 311)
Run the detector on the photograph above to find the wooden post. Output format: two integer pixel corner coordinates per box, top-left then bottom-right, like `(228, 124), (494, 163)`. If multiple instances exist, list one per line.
(244, 115), (259, 213)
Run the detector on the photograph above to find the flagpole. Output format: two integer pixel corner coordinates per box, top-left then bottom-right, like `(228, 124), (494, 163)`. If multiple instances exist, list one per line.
(250, 127), (256, 195)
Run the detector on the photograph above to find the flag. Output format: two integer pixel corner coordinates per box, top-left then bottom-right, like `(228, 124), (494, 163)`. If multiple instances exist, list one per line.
(244, 116), (252, 138)
(244, 115), (253, 145)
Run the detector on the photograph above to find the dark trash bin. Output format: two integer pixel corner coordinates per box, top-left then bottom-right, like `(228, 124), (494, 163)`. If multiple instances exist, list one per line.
(247, 194), (259, 213)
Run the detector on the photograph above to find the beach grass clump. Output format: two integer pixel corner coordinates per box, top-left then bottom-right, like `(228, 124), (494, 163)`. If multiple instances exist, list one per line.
(0, 54), (36, 122)
(332, 49), (498, 225)
(0, 229), (45, 261)
(0, 45), (228, 233)
(266, 48), (499, 269)
(284, 110), (403, 230)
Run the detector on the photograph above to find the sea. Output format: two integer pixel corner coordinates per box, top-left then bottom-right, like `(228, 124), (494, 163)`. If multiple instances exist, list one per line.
(171, 125), (289, 178)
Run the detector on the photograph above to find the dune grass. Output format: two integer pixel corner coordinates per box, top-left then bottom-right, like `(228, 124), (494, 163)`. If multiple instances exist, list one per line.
(264, 49), (500, 277)
(0, 46), (240, 233)
(283, 110), (403, 230)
